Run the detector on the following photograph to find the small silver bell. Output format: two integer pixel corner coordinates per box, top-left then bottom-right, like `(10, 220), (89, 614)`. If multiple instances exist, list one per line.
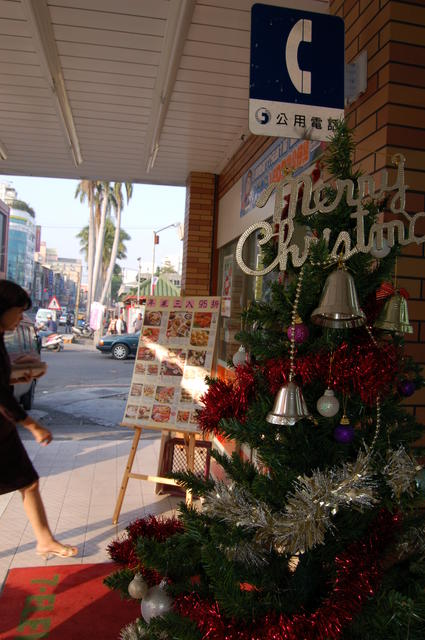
(266, 381), (312, 425)
(232, 344), (249, 367)
(311, 266), (366, 329)
(374, 292), (413, 334)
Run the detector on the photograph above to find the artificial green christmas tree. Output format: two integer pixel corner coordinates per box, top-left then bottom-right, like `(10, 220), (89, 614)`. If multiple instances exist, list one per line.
(107, 122), (425, 639)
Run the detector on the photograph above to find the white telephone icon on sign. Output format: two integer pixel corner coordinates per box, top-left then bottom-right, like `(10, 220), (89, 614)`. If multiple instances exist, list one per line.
(285, 19), (312, 94)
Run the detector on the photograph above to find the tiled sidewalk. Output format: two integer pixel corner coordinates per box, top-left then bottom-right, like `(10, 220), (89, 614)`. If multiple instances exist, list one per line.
(0, 433), (181, 590)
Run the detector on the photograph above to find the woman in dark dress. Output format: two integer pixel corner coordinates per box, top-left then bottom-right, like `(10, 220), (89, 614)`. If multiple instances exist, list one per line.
(0, 280), (77, 559)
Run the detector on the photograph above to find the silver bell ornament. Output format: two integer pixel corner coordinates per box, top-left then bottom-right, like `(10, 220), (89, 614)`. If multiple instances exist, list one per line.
(374, 291), (413, 334)
(266, 380), (312, 425)
(232, 344), (249, 367)
(311, 264), (366, 329)
(316, 389), (340, 418)
(128, 572), (149, 599)
(141, 579), (173, 623)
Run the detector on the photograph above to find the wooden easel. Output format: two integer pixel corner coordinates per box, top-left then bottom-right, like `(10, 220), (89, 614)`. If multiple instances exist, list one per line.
(112, 423), (198, 524)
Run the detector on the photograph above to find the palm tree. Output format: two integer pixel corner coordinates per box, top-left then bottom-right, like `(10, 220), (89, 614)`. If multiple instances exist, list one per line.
(91, 181), (111, 304)
(99, 182), (133, 306)
(75, 180), (97, 317)
(76, 220), (130, 305)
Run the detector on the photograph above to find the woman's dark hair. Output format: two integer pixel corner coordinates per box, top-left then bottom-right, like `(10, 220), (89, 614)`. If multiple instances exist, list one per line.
(0, 279), (32, 317)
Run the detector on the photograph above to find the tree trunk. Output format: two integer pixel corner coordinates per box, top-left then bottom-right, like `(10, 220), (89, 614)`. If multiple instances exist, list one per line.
(86, 199), (95, 320)
(99, 202), (121, 306)
(91, 187), (108, 306)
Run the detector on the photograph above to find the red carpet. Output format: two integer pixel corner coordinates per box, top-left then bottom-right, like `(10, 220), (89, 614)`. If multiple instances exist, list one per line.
(0, 562), (140, 640)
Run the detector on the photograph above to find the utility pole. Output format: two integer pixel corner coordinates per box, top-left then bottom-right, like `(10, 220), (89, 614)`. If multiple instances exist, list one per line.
(74, 264), (82, 326)
(137, 257), (141, 303)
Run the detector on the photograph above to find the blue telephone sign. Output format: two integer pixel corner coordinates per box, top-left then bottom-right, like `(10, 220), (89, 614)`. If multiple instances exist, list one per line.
(249, 4), (345, 141)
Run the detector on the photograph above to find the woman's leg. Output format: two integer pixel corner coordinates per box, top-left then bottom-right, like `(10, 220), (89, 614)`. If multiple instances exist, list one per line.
(19, 480), (77, 556)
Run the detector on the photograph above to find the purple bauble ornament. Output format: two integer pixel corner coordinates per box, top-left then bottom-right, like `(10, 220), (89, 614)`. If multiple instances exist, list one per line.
(397, 379), (416, 397)
(334, 422), (354, 444)
(287, 322), (309, 344)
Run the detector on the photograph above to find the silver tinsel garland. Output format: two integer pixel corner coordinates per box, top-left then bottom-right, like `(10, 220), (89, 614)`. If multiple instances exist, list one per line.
(119, 621), (145, 640)
(397, 524), (425, 561)
(382, 445), (420, 500)
(203, 447), (420, 559)
(119, 621), (168, 640)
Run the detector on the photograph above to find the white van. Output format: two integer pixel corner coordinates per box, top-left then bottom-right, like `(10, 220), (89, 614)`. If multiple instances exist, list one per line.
(35, 308), (57, 327)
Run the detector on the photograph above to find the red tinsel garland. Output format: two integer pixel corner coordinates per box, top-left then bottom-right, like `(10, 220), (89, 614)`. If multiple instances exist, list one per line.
(264, 342), (398, 405)
(173, 510), (400, 640)
(197, 365), (256, 435)
(198, 341), (399, 435)
(107, 514), (183, 584)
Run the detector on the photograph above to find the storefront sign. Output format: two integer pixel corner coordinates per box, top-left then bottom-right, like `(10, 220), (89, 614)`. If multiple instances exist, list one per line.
(123, 296), (221, 432)
(89, 301), (105, 330)
(249, 4), (344, 140)
(240, 137), (323, 218)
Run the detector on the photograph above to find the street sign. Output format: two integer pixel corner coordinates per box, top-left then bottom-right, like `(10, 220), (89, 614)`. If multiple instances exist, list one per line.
(249, 4), (345, 141)
(47, 296), (61, 311)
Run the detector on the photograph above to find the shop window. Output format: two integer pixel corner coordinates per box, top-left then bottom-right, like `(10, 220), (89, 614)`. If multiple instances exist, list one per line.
(216, 229), (279, 368)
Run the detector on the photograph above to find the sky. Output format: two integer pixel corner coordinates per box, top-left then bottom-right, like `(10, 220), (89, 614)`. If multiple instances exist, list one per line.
(0, 174), (186, 280)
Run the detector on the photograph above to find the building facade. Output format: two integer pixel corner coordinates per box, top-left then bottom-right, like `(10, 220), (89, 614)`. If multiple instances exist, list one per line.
(33, 245), (81, 311)
(7, 205), (36, 293)
(179, 0), (425, 459)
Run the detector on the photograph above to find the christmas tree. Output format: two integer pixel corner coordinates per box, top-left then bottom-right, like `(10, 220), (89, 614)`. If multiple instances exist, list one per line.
(107, 123), (425, 640)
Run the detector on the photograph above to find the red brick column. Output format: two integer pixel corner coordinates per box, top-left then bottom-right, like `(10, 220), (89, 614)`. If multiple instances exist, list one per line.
(330, 0), (425, 422)
(181, 172), (216, 296)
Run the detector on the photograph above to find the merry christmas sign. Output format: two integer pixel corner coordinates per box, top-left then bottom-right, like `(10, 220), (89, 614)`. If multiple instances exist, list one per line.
(123, 296), (220, 432)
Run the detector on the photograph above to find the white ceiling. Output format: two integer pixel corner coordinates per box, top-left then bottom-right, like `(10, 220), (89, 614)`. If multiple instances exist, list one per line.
(0, 0), (328, 186)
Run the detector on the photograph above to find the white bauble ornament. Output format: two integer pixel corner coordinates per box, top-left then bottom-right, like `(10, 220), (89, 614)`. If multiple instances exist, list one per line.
(316, 389), (340, 418)
(232, 344), (249, 367)
(141, 580), (173, 622)
(128, 572), (149, 599)
(370, 237), (391, 259)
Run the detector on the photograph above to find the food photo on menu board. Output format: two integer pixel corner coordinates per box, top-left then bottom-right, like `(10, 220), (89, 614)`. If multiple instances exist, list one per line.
(123, 296), (220, 431)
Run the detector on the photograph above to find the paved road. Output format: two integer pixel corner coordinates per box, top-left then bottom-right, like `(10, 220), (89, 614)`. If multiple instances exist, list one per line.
(25, 340), (144, 440)
(37, 340), (133, 392)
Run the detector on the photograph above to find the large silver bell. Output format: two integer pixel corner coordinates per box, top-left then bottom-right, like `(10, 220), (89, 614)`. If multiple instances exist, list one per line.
(266, 381), (312, 425)
(311, 266), (366, 329)
(374, 292), (413, 334)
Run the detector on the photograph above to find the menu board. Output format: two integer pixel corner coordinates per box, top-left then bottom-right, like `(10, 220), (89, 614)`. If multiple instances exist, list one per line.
(123, 296), (221, 432)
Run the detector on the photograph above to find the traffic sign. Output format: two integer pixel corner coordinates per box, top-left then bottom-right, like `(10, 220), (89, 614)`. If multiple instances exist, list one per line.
(249, 4), (345, 141)
(47, 296), (61, 311)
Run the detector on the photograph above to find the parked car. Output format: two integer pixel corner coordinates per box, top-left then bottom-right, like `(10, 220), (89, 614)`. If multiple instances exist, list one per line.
(59, 313), (67, 325)
(96, 332), (140, 360)
(4, 314), (44, 409)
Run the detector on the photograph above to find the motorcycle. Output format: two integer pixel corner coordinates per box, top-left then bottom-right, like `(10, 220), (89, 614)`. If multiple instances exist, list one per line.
(71, 323), (94, 339)
(38, 330), (64, 352)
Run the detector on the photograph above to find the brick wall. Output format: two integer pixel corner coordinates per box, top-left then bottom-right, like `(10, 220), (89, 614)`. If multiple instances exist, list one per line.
(181, 172), (216, 296)
(329, 0), (425, 423)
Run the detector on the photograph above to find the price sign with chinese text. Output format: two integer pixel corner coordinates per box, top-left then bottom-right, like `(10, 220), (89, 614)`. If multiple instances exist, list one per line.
(123, 296), (220, 433)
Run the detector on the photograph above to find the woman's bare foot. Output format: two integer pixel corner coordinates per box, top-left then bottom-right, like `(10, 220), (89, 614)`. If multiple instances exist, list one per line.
(36, 541), (78, 559)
